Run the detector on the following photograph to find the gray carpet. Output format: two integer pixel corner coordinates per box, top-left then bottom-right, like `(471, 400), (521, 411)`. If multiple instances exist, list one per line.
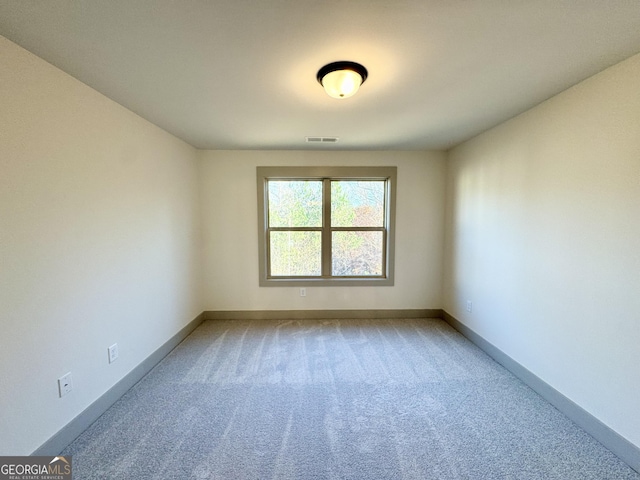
(63, 318), (639, 479)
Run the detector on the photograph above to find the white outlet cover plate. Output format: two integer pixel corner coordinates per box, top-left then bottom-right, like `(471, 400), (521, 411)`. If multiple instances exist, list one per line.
(58, 373), (73, 397)
(108, 344), (119, 363)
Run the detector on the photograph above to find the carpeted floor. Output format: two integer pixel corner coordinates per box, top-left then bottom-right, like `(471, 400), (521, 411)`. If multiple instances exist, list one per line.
(63, 318), (639, 479)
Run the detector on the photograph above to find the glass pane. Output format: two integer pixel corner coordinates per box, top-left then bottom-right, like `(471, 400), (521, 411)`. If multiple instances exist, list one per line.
(268, 180), (322, 227)
(332, 231), (383, 276)
(331, 180), (385, 227)
(270, 231), (321, 276)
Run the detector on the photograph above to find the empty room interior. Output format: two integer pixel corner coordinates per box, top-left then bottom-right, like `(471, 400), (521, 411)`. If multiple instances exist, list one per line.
(1, 1), (639, 478)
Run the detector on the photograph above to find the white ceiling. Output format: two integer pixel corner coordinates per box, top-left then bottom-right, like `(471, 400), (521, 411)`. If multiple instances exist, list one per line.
(1, 1), (640, 151)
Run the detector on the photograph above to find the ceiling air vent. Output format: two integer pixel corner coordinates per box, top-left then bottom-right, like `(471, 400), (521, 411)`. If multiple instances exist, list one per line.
(305, 136), (339, 143)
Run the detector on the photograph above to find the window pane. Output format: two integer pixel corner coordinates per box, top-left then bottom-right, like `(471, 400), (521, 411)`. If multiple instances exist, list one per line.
(268, 180), (322, 227)
(270, 231), (321, 276)
(332, 231), (383, 276)
(331, 181), (385, 227)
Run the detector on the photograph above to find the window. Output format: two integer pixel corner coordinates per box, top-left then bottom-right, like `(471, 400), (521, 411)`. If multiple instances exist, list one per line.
(257, 166), (396, 286)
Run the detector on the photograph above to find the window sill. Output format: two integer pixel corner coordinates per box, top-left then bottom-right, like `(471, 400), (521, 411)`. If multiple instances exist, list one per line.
(259, 277), (394, 287)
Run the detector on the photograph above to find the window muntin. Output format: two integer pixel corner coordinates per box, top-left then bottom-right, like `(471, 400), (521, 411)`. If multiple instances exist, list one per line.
(257, 167), (396, 286)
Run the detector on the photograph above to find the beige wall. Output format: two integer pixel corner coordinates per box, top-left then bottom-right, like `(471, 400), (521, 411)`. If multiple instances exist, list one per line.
(0, 36), (203, 455)
(200, 150), (445, 311)
(3, 27), (639, 459)
(443, 53), (640, 447)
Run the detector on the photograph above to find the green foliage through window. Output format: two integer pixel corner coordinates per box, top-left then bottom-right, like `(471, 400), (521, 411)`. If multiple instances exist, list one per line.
(265, 176), (389, 279)
(257, 166), (396, 286)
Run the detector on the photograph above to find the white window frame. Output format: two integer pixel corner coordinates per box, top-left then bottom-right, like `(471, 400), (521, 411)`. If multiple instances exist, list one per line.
(257, 166), (396, 287)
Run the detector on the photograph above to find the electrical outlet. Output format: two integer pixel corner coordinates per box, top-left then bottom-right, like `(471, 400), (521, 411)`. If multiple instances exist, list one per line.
(300, 288), (306, 297)
(58, 372), (73, 397)
(466, 300), (473, 313)
(108, 343), (119, 364)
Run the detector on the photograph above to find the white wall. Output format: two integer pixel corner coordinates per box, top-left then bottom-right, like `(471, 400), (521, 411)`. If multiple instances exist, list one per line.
(443, 53), (640, 447)
(200, 150), (445, 311)
(0, 36), (203, 455)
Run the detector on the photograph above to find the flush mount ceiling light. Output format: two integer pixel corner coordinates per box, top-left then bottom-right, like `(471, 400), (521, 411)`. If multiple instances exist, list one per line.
(317, 61), (368, 99)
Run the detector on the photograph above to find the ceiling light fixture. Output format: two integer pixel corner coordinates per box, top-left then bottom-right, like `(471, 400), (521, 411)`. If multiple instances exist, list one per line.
(317, 61), (368, 99)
